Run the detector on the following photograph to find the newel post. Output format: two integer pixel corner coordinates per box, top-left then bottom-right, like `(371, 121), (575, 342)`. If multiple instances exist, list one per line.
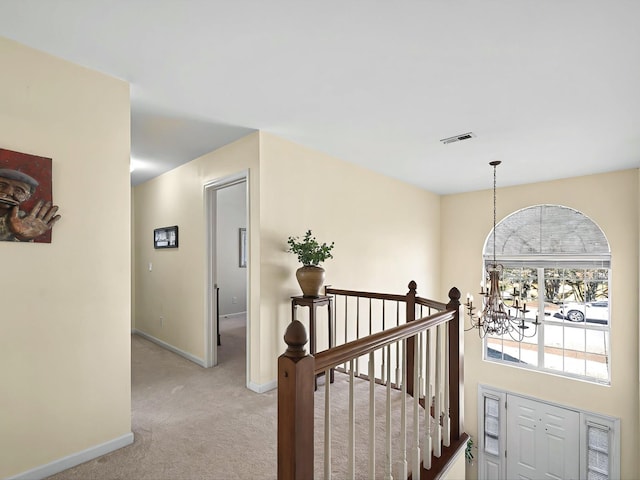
(278, 320), (315, 480)
(447, 287), (464, 440)
(406, 281), (417, 396)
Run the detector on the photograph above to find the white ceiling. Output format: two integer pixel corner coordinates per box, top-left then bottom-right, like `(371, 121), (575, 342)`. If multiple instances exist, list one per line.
(1, 1), (639, 194)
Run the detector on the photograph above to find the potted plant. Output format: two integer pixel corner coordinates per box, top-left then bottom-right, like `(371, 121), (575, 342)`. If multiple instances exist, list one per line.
(287, 230), (335, 297)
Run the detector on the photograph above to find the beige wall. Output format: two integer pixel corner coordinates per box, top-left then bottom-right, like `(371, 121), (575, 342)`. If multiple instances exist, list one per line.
(441, 169), (639, 479)
(444, 450), (467, 480)
(258, 132), (441, 383)
(132, 190), (137, 330)
(0, 37), (131, 477)
(133, 131), (442, 387)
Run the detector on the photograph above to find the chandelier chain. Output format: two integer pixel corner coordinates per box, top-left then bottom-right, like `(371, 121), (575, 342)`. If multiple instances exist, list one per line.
(464, 160), (539, 342)
(493, 162), (497, 264)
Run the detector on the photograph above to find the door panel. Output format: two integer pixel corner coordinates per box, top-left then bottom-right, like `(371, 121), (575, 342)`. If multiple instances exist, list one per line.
(509, 400), (537, 478)
(481, 457), (502, 480)
(545, 412), (575, 479)
(507, 395), (579, 480)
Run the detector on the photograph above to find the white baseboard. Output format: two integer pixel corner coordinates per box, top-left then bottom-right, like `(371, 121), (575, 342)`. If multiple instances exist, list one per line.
(133, 329), (271, 392)
(6, 432), (133, 480)
(248, 379), (277, 393)
(220, 311), (247, 319)
(133, 329), (206, 368)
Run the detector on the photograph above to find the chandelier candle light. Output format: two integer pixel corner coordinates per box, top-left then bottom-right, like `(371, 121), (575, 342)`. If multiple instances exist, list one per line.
(464, 161), (539, 341)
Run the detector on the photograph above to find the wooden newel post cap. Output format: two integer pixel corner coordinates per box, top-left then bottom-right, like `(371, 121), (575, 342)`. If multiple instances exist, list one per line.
(284, 320), (308, 358)
(408, 280), (417, 293)
(448, 287), (461, 307)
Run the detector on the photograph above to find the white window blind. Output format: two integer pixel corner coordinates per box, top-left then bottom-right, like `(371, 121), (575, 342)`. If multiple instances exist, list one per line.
(484, 396), (500, 456)
(485, 204), (610, 258)
(587, 422), (609, 480)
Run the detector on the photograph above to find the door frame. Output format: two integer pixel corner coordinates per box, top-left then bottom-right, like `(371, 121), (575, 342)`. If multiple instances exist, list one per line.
(477, 384), (620, 480)
(203, 170), (249, 381)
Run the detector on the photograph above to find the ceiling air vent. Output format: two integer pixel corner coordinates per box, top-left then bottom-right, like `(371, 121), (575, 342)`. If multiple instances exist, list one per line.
(440, 132), (476, 145)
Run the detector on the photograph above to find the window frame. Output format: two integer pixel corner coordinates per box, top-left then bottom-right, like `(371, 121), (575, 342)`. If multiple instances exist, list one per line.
(580, 413), (621, 480)
(481, 206), (611, 384)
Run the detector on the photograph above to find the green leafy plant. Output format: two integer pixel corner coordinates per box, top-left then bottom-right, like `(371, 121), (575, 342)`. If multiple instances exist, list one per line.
(287, 230), (334, 266)
(465, 437), (475, 464)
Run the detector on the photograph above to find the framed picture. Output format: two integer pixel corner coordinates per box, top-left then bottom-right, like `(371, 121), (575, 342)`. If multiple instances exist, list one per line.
(154, 225), (179, 249)
(0, 148), (58, 243)
(239, 228), (247, 267)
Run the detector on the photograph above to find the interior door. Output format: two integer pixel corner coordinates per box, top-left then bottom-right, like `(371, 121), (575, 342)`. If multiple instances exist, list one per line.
(506, 394), (580, 480)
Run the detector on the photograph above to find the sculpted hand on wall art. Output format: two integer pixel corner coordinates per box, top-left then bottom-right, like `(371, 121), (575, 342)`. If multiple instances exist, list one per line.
(0, 148), (61, 243)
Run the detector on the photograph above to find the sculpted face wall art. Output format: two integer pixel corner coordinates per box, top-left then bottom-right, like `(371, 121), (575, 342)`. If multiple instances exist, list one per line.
(0, 148), (61, 243)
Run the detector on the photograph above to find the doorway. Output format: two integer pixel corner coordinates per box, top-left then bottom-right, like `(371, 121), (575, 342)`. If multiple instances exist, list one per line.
(477, 385), (620, 479)
(204, 172), (248, 382)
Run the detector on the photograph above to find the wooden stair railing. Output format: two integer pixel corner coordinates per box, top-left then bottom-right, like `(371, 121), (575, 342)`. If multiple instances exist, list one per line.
(278, 283), (466, 480)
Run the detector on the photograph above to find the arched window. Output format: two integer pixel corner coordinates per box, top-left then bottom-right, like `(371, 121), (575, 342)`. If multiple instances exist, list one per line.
(483, 205), (611, 383)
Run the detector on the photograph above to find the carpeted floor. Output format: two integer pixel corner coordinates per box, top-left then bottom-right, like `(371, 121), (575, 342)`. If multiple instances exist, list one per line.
(48, 315), (278, 480)
(47, 316), (428, 480)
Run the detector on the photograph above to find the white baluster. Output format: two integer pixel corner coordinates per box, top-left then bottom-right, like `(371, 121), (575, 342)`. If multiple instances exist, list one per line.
(418, 332), (424, 398)
(355, 300), (360, 377)
(343, 299), (348, 371)
(382, 302), (387, 385)
(412, 335), (421, 476)
(382, 343), (387, 385)
(395, 338), (400, 387)
(369, 352), (376, 479)
(395, 303), (401, 387)
(398, 339), (408, 479)
(443, 323), (451, 448)
(423, 328), (432, 469)
(385, 345), (394, 480)
(433, 325), (443, 458)
(325, 368), (331, 480)
(348, 359), (355, 480)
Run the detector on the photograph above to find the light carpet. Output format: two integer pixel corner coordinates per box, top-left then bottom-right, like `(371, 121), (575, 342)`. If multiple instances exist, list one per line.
(48, 316), (278, 480)
(47, 316), (428, 480)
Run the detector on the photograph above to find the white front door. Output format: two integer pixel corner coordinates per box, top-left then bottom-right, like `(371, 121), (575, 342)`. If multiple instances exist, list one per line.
(506, 394), (580, 480)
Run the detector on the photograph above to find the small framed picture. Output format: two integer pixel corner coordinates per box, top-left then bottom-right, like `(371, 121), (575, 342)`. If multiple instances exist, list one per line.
(239, 228), (247, 267)
(154, 225), (179, 249)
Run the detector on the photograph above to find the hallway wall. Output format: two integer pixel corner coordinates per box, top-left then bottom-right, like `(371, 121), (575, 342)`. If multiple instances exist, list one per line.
(0, 36), (131, 478)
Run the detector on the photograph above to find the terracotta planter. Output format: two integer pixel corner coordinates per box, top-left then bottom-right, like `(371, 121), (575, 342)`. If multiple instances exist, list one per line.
(295, 265), (325, 298)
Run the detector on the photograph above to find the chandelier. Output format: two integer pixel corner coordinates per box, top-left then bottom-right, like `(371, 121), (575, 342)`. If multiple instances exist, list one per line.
(464, 161), (539, 341)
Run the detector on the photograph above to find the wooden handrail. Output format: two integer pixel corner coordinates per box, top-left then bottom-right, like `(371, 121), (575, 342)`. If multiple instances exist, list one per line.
(415, 296), (447, 311)
(314, 309), (455, 374)
(324, 286), (407, 303)
(278, 283), (465, 480)
(324, 286), (447, 311)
